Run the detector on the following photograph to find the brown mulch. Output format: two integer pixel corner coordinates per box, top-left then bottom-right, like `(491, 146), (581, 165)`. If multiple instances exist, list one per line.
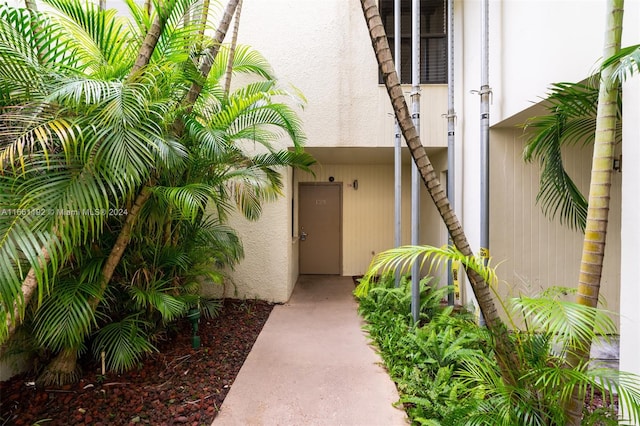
(0, 299), (274, 426)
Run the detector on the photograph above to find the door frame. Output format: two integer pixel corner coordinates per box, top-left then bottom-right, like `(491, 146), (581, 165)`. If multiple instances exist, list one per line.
(298, 182), (343, 275)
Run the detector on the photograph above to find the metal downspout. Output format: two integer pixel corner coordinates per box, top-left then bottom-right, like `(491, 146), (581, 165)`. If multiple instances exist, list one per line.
(447, 0), (457, 306)
(411, 0), (421, 323)
(478, 0), (491, 326)
(394, 0), (402, 287)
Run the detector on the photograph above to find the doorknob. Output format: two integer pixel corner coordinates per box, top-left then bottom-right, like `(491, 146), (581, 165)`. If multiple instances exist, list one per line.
(300, 231), (307, 241)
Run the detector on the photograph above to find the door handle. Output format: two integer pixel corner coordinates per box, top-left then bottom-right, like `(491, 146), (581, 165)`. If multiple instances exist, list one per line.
(300, 231), (307, 241)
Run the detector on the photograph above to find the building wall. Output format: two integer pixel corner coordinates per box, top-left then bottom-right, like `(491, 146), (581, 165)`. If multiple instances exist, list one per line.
(620, 0), (640, 389)
(294, 149), (448, 277)
(456, 0), (623, 314)
(235, 0), (448, 150)
(490, 127), (621, 322)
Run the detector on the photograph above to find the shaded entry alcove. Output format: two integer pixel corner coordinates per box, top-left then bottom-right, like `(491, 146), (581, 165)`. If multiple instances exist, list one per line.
(298, 183), (342, 274)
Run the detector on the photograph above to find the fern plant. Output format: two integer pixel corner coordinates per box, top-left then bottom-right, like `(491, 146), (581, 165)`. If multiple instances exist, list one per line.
(356, 244), (640, 425)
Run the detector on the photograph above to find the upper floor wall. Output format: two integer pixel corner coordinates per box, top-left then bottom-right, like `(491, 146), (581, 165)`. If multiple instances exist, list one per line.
(236, 0), (448, 149)
(457, 0), (606, 125)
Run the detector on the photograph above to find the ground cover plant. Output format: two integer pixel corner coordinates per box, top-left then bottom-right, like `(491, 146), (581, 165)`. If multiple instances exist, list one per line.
(355, 245), (640, 425)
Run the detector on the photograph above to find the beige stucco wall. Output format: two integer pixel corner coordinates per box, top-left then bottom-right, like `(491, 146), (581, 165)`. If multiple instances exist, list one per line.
(235, 0), (448, 151)
(294, 148), (448, 277)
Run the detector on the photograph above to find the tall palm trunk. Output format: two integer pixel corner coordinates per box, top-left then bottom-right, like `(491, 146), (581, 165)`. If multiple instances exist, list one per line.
(223, 0), (243, 97)
(184, 0), (240, 107)
(359, 0), (520, 385)
(565, 0), (624, 423)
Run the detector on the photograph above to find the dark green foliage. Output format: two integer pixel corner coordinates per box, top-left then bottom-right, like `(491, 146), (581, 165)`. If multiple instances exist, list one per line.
(358, 275), (489, 425)
(357, 270), (640, 425)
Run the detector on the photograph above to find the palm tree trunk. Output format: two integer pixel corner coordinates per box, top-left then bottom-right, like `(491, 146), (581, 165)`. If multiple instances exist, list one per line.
(130, 14), (168, 75)
(36, 346), (81, 387)
(223, 0), (243, 98)
(198, 0), (212, 40)
(0, 247), (50, 353)
(565, 1), (624, 423)
(359, 0), (521, 385)
(184, 0), (240, 107)
(89, 186), (152, 310)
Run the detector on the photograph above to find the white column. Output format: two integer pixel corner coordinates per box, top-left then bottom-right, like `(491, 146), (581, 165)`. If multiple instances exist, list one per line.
(620, 6), (640, 425)
(619, 0), (640, 383)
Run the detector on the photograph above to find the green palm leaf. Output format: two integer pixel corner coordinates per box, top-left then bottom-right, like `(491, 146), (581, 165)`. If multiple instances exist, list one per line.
(602, 43), (640, 84)
(355, 245), (498, 298)
(522, 81), (622, 232)
(128, 279), (187, 323)
(43, 0), (136, 74)
(33, 272), (102, 352)
(208, 44), (274, 81)
(91, 315), (157, 373)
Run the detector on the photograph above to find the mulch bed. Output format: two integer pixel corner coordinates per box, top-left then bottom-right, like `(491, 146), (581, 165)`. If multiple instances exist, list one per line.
(0, 299), (273, 426)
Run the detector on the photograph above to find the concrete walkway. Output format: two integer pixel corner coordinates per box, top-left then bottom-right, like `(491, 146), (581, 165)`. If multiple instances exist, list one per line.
(213, 275), (408, 426)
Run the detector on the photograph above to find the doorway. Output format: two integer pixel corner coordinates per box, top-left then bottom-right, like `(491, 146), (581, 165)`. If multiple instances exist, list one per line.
(298, 183), (342, 274)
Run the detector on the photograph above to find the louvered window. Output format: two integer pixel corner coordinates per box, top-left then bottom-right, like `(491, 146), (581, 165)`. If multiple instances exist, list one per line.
(379, 0), (447, 84)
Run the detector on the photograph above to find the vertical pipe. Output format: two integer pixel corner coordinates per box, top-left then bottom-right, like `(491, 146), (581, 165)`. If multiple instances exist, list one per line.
(394, 0), (402, 287)
(447, 0), (457, 306)
(479, 0), (490, 325)
(411, 0), (421, 323)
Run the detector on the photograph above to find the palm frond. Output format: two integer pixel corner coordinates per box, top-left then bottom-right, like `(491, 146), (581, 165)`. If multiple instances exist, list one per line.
(602, 44), (640, 84)
(91, 315), (157, 373)
(509, 295), (617, 356)
(208, 44), (274, 81)
(355, 245), (498, 298)
(522, 81), (621, 232)
(32, 273), (101, 352)
(42, 0), (136, 74)
(128, 280), (187, 323)
(150, 183), (212, 222)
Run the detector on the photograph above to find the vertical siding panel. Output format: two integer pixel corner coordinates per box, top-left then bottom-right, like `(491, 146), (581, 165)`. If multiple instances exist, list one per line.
(490, 128), (621, 322)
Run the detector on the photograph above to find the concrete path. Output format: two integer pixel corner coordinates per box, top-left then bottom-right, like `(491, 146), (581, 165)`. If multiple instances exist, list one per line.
(213, 275), (408, 426)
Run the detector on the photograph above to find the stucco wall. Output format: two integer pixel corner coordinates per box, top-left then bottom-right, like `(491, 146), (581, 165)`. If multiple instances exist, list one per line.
(620, 0), (640, 391)
(295, 149), (448, 277)
(235, 0), (448, 150)
(222, 174), (294, 303)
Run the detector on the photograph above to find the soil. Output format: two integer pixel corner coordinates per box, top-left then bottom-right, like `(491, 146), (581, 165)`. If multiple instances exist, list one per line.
(0, 299), (274, 426)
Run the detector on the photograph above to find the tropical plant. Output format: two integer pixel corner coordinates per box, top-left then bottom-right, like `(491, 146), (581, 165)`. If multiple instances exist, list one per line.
(358, 245), (640, 425)
(0, 0), (314, 384)
(357, 274), (488, 425)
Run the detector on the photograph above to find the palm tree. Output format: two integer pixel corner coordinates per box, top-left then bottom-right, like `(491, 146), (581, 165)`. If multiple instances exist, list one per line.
(1, 0), (313, 384)
(358, 0), (521, 385)
(565, 0), (625, 423)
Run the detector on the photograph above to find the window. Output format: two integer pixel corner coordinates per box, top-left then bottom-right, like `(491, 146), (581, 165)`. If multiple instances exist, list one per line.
(379, 0), (447, 84)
